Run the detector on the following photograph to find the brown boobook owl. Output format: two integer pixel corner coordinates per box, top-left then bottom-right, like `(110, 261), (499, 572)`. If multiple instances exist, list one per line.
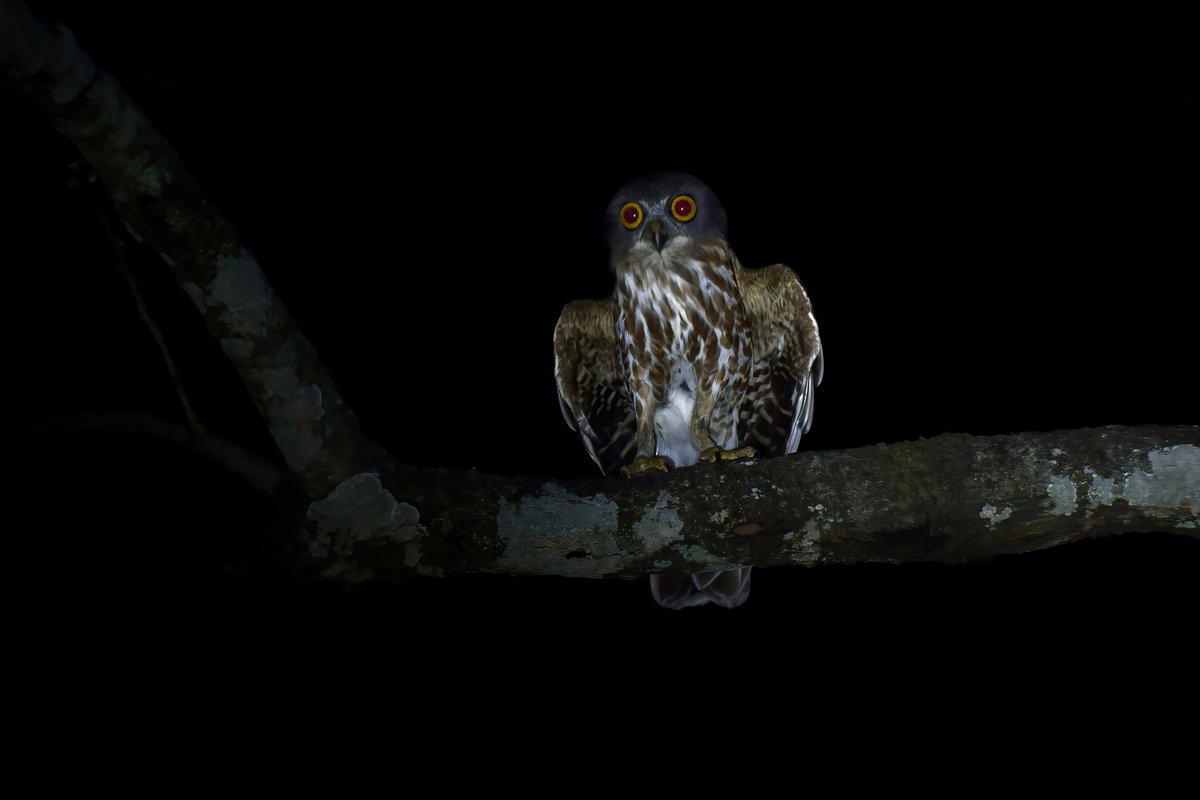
(554, 173), (822, 609)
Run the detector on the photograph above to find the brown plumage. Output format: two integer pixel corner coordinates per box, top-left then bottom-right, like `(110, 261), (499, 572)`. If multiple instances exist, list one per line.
(554, 173), (822, 608)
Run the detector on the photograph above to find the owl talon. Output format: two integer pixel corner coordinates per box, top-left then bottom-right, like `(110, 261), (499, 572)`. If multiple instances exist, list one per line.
(699, 446), (758, 464)
(722, 446), (758, 461)
(621, 456), (671, 478)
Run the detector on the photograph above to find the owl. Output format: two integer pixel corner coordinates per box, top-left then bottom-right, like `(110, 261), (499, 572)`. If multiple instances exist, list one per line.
(554, 173), (822, 608)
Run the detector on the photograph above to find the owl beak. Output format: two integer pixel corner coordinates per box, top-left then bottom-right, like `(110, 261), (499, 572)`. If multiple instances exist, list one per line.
(648, 218), (666, 252)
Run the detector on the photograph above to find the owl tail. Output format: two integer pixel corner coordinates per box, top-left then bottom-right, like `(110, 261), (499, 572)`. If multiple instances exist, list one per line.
(650, 568), (752, 609)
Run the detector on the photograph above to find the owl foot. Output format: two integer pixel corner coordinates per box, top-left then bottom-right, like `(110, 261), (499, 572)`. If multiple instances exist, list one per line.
(698, 446), (758, 464)
(621, 456), (671, 478)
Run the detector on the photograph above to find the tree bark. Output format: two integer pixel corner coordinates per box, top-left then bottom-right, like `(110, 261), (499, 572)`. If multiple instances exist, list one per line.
(348, 425), (1196, 583)
(4, 2), (1196, 586)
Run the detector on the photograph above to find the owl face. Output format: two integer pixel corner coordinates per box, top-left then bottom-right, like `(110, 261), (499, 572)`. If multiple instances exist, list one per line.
(603, 172), (729, 261)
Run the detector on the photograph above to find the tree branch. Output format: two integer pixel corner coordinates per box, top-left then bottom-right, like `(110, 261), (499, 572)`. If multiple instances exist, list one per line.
(333, 425), (1195, 584)
(4, 3), (1195, 586)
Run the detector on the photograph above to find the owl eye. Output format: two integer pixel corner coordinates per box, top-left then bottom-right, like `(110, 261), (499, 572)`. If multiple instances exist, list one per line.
(671, 195), (697, 222)
(620, 202), (643, 230)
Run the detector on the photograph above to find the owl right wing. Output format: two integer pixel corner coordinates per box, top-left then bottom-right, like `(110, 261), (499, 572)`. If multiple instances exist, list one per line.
(553, 299), (636, 476)
(737, 263), (823, 457)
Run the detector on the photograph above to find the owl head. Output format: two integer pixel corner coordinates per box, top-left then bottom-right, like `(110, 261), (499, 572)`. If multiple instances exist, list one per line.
(603, 172), (729, 260)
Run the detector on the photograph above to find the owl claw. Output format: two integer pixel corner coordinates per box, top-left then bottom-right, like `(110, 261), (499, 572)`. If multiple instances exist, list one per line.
(621, 456), (671, 478)
(699, 446), (759, 464)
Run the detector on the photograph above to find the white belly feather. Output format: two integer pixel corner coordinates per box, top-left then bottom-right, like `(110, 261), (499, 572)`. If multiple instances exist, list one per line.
(653, 381), (700, 469)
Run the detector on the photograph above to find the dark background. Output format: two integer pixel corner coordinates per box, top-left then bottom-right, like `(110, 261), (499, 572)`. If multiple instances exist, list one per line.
(3, 5), (1196, 664)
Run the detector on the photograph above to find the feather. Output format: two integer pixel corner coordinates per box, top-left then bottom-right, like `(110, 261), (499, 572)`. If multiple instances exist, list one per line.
(736, 263), (822, 458)
(553, 299), (636, 476)
(650, 569), (752, 609)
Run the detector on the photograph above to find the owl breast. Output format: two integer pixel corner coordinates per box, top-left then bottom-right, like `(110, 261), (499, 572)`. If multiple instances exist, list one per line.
(614, 244), (752, 465)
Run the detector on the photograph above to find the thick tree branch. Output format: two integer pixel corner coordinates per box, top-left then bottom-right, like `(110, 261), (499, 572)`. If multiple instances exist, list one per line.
(4, 4), (1195, 586)
(337, 425), (1196, 583)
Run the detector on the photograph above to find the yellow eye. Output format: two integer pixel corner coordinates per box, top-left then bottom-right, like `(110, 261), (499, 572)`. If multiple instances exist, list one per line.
(620, 202), (643, 230)
(671, 195), (697, 222)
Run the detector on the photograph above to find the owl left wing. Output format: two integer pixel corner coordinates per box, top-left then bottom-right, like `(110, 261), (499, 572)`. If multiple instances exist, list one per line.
(737, 264), (823, 457)
(554, 299), (636, 475)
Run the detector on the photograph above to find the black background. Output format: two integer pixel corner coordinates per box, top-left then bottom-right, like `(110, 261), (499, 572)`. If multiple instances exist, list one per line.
(3, 5), (1196, 669)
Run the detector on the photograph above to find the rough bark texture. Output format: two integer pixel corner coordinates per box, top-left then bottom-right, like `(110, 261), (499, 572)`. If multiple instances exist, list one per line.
(337, 425), (1197, 583)
(4, 2), (1196, 586)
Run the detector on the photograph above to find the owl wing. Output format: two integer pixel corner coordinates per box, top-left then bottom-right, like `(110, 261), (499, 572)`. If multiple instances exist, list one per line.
(737, 264), (823, 457)
(554, 299), (636, 475)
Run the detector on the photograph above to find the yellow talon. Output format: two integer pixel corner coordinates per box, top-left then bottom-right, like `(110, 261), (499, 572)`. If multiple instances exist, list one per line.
(700, 446), (758, 464)
(721, 446), (758, 461)
(621, 456), (671, 478)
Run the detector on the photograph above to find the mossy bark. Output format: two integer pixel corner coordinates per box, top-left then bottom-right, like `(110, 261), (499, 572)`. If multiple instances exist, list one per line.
(351, 426), (1197, 582)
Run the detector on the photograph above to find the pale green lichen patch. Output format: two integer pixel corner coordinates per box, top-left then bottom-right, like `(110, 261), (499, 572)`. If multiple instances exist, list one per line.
(306, 473), (420, 558)
(633, 491), (685, 552)
(204, 250), (282, 339)
(679, 544), (734, 569)
(780, 521), (824, 565)
(256, 376), (324, 470)
(259, 380), (327, 471)
(124, 151), (166, 196)
(496, 484), (622, 576)
(1046, 474), (1077, 516)
(800, 504), (829, 541)
(182, 250), (330, 472)
(979, 504), (1013, 528)
(183, 251), (280, 347)
(1124, 445), (1200, 512)
(307, 528), (332, 559)
(1084, 468), (1115, 508)
(797, 520), (824, 560)
(803, 518), (822, 539)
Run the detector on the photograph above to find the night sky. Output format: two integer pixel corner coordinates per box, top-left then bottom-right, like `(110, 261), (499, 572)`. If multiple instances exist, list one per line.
(4, 5), (1196, 665)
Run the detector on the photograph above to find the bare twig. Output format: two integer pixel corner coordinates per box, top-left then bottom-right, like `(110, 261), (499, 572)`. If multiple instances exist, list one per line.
(95, 200), (206, 436)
